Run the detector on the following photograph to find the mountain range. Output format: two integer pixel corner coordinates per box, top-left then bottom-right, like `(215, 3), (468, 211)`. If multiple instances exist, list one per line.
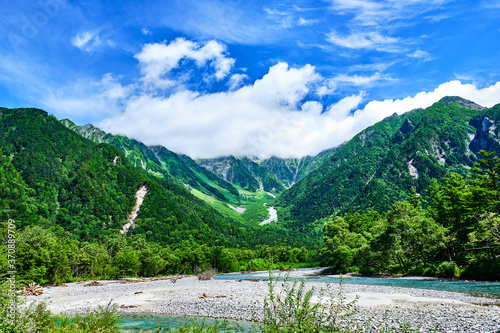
(2, 96), (500, 245)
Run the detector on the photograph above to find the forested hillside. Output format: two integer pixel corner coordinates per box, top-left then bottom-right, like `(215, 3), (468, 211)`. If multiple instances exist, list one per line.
(278, 97), (498, 225)
(61, 120), (240, 202)
(321, 150), (500, 280)
(0, 108), (247, 245)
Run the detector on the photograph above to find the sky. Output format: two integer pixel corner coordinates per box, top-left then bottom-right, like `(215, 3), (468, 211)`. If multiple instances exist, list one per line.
(1, 0), (500, 159)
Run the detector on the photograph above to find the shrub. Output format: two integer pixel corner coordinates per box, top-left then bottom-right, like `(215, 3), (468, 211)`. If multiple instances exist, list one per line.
(259, 272), (358, 332)
(435, 262), (461, 278)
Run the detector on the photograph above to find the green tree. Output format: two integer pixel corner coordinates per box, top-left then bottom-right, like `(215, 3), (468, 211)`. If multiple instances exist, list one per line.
(321, 216), (368, 272)
(373, 201), (446, 271)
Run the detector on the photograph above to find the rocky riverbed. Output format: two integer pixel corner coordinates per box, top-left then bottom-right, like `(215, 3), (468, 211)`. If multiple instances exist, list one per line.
(27, 272), (500, 332)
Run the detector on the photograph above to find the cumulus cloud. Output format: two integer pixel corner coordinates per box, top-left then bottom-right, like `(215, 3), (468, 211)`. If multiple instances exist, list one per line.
(99, 73), (500, 159)
(228, 73), (249, 90)
(352, 80), (500, 129)
(57, 38), (500, 159)
(135, 38), (235, 89)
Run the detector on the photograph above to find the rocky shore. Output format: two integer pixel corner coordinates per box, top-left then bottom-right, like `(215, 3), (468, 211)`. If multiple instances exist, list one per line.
(27, 272), (500, 332)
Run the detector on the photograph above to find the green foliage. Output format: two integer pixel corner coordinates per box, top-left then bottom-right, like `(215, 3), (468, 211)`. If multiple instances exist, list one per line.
(321, 149), (500, 280)
(260, 272), (358, 333)
(52, 302), (120, 333)
(0, 281), (120, 333)
(321, 216), (368, 273)
(0, 108), (249, 248)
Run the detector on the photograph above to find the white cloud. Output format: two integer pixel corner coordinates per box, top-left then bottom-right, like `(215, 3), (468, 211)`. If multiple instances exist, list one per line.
(326, 92), (364, 120)
(98, 75), (500, 159)
(135, 38), (235, 89)
(316, 79), (337, 97)
(329, 0), (451, 26)
(407, 49), (432, 61)
(72, 31), (102, 52)
(353, 81), (500, 130)
(316, 73), (388, 96)
(228, 73), (248, 90)
(327, 31), (400, 52)
(42, 74), (131, 122)
(334, 73), (384, 85)
(141, 28), (152, 35)
(298, 17), (318, 26)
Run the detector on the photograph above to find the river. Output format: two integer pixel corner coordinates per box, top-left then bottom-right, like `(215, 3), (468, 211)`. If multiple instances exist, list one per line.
(214, 268), (500, 298)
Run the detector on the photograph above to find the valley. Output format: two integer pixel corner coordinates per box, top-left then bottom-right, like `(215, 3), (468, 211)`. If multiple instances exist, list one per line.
(2, 98), (500, 332)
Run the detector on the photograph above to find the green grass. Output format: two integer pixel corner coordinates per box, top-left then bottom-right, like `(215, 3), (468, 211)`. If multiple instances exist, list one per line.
(191, 187), (279, 227)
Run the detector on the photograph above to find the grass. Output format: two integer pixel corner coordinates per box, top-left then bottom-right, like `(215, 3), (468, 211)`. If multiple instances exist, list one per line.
(191, 187), (279, 227)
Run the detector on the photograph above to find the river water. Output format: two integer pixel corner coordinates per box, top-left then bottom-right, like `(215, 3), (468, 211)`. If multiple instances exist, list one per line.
(214, 268), (500, 298)
(119, 314), (256, 332)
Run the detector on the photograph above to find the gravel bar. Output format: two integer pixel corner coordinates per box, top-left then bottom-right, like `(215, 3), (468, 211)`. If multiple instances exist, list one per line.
(27, 274), (500, 332)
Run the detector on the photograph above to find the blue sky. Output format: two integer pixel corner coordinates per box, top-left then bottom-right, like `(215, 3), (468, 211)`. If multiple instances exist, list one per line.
(1, 0), (500, 158)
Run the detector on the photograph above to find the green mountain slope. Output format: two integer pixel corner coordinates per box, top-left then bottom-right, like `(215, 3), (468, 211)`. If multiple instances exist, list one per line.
(1, 108), (243, 246)
(61, 120), (239, 202)
(278, 97), (494, 225)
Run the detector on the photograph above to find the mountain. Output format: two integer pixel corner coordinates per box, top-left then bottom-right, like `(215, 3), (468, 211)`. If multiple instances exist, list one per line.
(61, 121), (294, 228)
(278, 97), (498, 225)
(197, 152), (337, 193)
(1, 108), (244, 246)
(61, 120), (239, 202)
(198, 156), (287, 192)
(260, 147), (340, 188)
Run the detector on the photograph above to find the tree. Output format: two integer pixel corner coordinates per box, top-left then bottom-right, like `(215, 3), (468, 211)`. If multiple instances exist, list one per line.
(321, 216), (368, 272)
(373, 201), (446, 270)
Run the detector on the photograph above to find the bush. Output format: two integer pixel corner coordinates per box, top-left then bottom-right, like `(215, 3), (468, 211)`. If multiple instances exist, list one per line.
(54, 301), (120, 332)
(462, 259), (500, 281)
(0, 281), (55, 333)
(435, 262), (461, 278)
(259, 272), (358, 332)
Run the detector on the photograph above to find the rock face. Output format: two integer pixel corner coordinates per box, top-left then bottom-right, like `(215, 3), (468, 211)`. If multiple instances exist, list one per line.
(197, 150), (339, 193)
(198, 156), (262, 191)
(469, 116), (500, 153)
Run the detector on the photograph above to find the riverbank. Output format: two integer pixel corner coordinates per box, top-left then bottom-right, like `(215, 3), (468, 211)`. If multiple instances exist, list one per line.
(27, 272), (500, 332)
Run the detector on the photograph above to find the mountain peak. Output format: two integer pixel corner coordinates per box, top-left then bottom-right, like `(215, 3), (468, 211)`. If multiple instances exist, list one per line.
(437, 96), (485, 110)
